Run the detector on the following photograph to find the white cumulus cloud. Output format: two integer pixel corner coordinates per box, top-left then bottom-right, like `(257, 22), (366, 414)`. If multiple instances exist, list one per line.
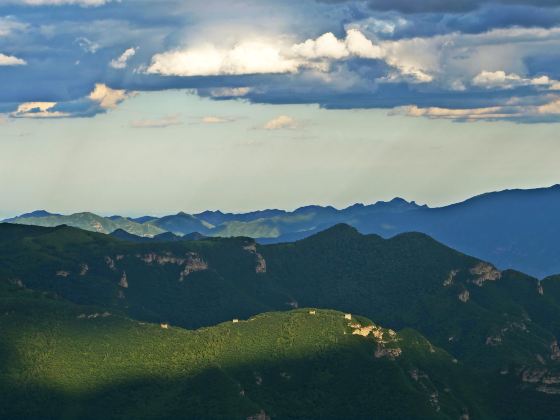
(209, 87), (251, 98)
(147, 29), (385, 78)
(292, 29), (383, 60)
(11, 102), (69, 118)
(110, 47), (137, 69)
(0, 53), (26, 66)
(263, 115), (298, 130)
(201, 116), (235, 124)
(365, 26), (560, 88)
(473, 70), (560, 90)
(88, 83), (132, 109)
(292, 32), (350, 60)
(392, 94), (560, 122)
(147, 41), (301, 77)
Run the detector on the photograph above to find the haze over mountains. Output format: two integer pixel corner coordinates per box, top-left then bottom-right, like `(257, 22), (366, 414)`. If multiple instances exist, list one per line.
(4, 185), (560, 278)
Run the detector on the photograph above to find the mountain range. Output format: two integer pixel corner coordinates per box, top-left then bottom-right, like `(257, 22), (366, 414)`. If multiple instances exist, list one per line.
(2, 222), (560, 418)
(4, 184), (560, 278)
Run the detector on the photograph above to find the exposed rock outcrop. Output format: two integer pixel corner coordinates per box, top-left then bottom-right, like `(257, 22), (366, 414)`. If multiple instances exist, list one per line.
(374, 346), (402, 359)
(247, 410), (270, 420)
(56, 270), (70, 278)
(408, 369), (441, 412)
(486, 321), (529, 346)
(536, 386), (560, 395)
(79, 263), (89, 276)
(350, 322), (401, 359)
(255, 254), (267, 274)
(352, 325), (375, 337)
(119, 271), (129, 288)
(469, 263), (501, 286)
(551, 340), (560, 360)
(179, 252), (208, 281)
(522, 368), (547, 383)
(538, 282), (544, 296)
(9, 278), (24, 288)
(429, 391), (440, 412)
(105, 256), (116, 271)
(91, 221), (104, 232)
(254, 373), (263, 385)
(486, 335), (503, 346)
(458, 290), (470, 303)
(136, 251), (208, 281)
(444, 269), (459, 287)
(409, 369), (429, 382)
(77, 312), (111, 319)
(521, 367), (560, 394)
(243, 243), (267, 274)
(138, 252), (186, 266)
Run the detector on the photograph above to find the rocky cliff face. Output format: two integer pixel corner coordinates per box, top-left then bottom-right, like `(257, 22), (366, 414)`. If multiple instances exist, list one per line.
(135, 251), (209, 281)
(469, 263), (501, 286)
(137, 252), (186, 266)
(79, 263), (89, 276)
(243, 243), (267, 273)
(443, 269), (459, 287)
(119, 272), (129, 289)
(520, 367), (560, 394)
(179, 252), (209, 281)
(105, 256), (116, 271)
(100, 251), (210, 289)
(350, 321), (401, 359)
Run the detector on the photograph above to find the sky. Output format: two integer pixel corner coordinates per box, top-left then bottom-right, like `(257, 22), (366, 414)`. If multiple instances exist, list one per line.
(1, 0), (560, 217)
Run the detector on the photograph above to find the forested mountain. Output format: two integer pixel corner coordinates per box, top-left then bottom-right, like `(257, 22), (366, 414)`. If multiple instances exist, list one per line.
(2, 223), (560, 418)
(0, 282), (484, 419)
(3, 212), (165, 237)
(5, 185), (560, 277)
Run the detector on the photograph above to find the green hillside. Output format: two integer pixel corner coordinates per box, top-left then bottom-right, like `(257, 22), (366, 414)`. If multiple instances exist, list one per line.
(0, 281), (484, 420)
(6, 212), (165, 237)
(0, 223), (272, 328)
(3, 223), (560, 418)
(145, 212), (214, 236)
(262, 226), (560, 368)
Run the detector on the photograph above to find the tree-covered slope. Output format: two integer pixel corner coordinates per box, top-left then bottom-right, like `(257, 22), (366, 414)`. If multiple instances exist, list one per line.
(261, 225), (560, 368)
(3, 223), (560, 418)
(0, 281), (484, 420)
(0, 223), (272, 329)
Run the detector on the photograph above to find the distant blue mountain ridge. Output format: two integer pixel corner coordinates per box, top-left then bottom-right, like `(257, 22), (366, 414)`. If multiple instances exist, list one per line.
(3, 184), (560, 278)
